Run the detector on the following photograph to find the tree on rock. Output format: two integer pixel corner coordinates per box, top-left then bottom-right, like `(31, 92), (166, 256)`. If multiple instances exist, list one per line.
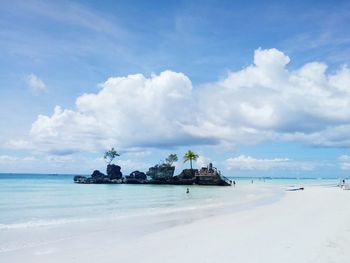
(183, 150), (199, 171)
(104, 147), (120, 164)
(165, 154), (178, 166)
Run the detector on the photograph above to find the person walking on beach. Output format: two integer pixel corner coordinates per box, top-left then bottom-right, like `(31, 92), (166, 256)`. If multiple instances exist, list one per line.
(186, 188), (190, 194)
(233, 180), (236, 187)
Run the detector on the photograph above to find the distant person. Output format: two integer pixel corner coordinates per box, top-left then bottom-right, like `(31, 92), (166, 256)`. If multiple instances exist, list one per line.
(186, 188), (190, 194)
(251, 179), (254, 184)
(233, 180), (236, 187)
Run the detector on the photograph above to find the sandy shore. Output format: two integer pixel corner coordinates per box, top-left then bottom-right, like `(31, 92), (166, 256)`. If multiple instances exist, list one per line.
(1, 185), (350, 263)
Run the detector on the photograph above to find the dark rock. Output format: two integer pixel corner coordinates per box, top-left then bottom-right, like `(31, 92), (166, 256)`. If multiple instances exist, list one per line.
(146, 164), (175, 181)
(170, 169), (197, 185)
(125, 170), (147, 184)
(128, 170), (146, 180)
(106, 164), (123, 180)
(177, 169), (197, 179)
(91, 170), (105, 178)
(74, 167), (123, 184)
(74, 175), (87, 183)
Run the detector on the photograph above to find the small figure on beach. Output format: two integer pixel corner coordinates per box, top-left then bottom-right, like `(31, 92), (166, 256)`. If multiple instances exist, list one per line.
(186, 188), (190, 194)
(251, 179), (254, 184)
(341, 179), (346, 189)
(233, 180), (236, 187)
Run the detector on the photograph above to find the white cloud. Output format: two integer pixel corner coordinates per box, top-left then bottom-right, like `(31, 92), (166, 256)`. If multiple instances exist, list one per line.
(14, 70), (200, 154)
(0, 155), (36, 163)
(0, 153), (150, 174)
(0, 155), (19, 163)
(225, 155), (290, 170)
(27, 74), (46, 92)
(195, 155), (212, 169)
(185, 48), (350, 147)
(10, 48), (350, 154)
(225, 155), (316, 171)
(338, 155), (350, 170)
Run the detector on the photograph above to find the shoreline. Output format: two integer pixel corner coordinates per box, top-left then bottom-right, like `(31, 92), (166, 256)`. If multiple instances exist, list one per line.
(1, 184), (350, 262)
(0, 184), (282, 251)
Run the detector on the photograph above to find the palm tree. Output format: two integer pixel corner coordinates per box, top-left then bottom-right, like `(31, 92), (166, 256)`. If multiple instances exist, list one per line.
(183, 150), (199, 171)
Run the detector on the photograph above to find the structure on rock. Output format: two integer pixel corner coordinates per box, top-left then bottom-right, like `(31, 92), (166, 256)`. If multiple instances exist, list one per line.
(195, 163), (232, 186)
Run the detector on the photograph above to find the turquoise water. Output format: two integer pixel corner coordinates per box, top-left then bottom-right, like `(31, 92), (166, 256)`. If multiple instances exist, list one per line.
(0, 174), (340, 230)
(0, 173), (343, 254)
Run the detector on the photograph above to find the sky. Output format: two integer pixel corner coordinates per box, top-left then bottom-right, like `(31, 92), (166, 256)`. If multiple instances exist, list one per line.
(1, 0), (350, 177)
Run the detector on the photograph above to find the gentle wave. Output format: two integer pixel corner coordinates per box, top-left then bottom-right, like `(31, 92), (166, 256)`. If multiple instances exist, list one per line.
(0, 193), (276, 231)
(0, 203), (223, 230)
(0, 218), (84, 230)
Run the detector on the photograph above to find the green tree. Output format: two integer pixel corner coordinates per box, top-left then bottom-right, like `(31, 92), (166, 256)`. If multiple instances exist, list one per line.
(183, 150), (199, 171)
(165, 154), (178, 166)
(103, 147), (120, 164)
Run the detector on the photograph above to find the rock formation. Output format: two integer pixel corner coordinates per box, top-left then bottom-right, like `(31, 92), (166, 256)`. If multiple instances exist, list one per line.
(74, 162), (231, 186)
(125, 170), (147, 184)
(106, 164), (123, 180)
(74, 168), (123, 184)
(146, 164), (175, 183)
(171, 168), (198, 185)
(91, 170), (105, 178)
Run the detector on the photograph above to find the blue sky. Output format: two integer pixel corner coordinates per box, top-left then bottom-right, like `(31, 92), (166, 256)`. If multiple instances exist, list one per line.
(1, 0), (350, 177)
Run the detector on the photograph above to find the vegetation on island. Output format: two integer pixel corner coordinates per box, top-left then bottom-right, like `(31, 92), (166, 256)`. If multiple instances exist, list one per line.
(183, 150), (199, 171)
(165, 153), (178, 166)
(158, 153), (178, 167)
(75, 149), (232, 186)
(104, 147), (120, 164)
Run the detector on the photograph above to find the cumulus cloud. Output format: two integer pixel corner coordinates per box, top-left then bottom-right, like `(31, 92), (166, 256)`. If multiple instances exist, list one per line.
(27, 74), (46, 92)
(17, 71), (206, 154)
(225, 155), (316, 171)
(184, 48), (350, 147)
(11, 48), (350, 154)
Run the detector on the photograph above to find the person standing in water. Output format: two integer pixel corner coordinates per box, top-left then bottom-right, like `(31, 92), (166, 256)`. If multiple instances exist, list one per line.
(186, 188), (190, 194)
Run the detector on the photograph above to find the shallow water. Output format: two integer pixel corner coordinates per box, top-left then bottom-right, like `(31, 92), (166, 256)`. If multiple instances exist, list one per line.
(0, 174), (341, 252)
(0, 174), (340, 227)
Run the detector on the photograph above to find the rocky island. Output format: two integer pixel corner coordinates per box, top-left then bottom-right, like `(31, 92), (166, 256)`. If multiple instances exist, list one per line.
(74, 162), (231, 186)
(74, 149), (232, 186)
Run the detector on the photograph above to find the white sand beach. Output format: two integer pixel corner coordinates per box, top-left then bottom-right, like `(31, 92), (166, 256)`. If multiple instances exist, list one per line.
(1, 185), (350, 263)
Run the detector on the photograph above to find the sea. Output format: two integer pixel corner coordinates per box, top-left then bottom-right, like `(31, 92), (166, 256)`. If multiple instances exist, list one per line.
(0, 173), (342, 253)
